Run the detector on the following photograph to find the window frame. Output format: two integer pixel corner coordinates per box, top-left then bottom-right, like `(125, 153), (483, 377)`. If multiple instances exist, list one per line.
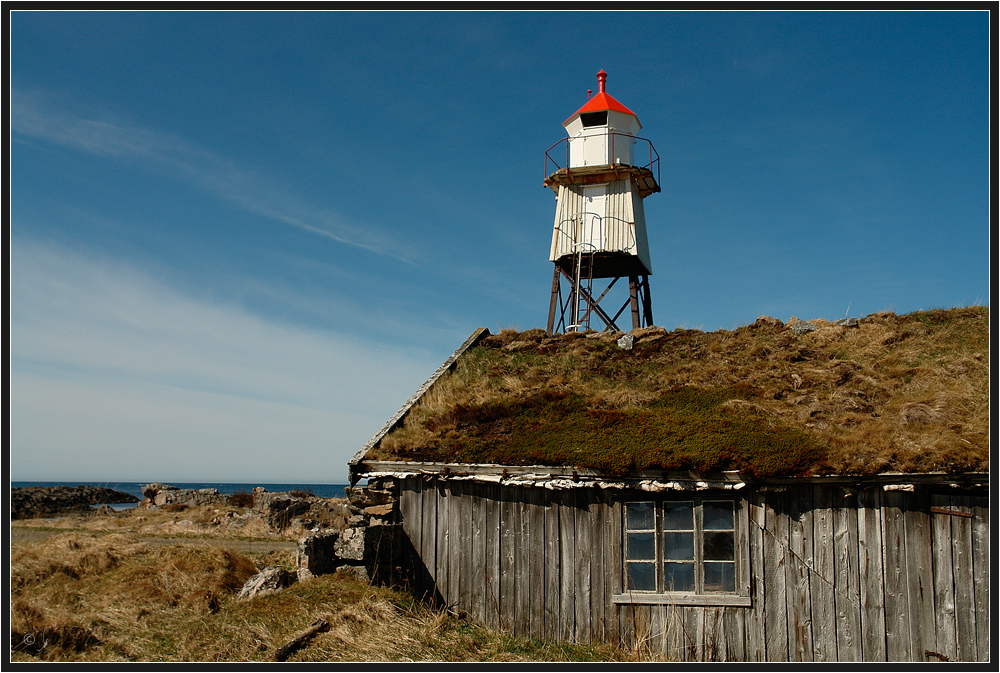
(612, 494), (751, 607)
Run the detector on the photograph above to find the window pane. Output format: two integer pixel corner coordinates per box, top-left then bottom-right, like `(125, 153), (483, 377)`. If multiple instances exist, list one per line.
(627, 532), (655, 560)
(703, 500), (734, 530)
(626, 562), (656, 592)
(626, 502), (655, 530)
(704, 562), (736, 592)
(664, 562), (695, 592)
(663, 501), (693, 530)
(703, 531), (734, 560)
(664, 531), (694, 560)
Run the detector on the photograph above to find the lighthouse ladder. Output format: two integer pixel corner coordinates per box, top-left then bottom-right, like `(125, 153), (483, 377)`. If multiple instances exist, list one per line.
(571, 243), (596, 331)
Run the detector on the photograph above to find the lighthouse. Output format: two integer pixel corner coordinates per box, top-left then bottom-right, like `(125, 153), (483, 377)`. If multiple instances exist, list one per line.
(544, 70), (660, 334)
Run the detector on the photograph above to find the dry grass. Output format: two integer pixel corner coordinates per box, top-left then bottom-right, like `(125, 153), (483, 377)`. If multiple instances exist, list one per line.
(10, 532), (259, 661)
(9, 530), (637, 662)
(10, 500), (348, 541)
(373, 307), (989, 476)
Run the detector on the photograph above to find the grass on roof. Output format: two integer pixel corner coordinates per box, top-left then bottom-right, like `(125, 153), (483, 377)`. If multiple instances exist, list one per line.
(371, 306), (989, 478)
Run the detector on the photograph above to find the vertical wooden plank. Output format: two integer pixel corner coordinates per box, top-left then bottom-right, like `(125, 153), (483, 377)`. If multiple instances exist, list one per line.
(459, 481), (480, 614)
(589, 488), (607, 642)
(411, 478), (433, 602)
(574, 488), (592, 643)
(661, 603), (685, 661)
(398, 476), (416, 537)
(420, 478), (438, 604)
(881, 489), (910, 661)
(785, 485), (814, 662)
(398, 478), (418, 586)
(763, 488), (789, 661)
(930, 493), (958, 661)
(448, 481), (463, 612)
(745, 490), (766, 662)
(499, 484), (516, 632)
(428, 478), (441, 602)
(833, 487), (863, 661)
(710, 606), (740, 662)
(685, 607), (701, 662)
(665, 604), (682, 659)
(662, 606), (689, 661)
(508, 490), (522, 636)
(447, 480), (459, 609)
(704, 607), (723, 661)
(950, 494), (976, 661)
(559, 488), (577, 642)
(436, 481), (448, 606)
(722, 606), (746, 662)
(526, 486), (546, 639)
(606, 496), (623, 647)
(691, 606), (706, 661)
(856, 485), (886, 661)
(811, 485), (838, 662)
(449, 481), (461, 611)
(470, 485), (486, 625)
(543, 489), (561, 641)
(645, 603), (664, 658)
(903, 489), (936, 659)
(435, 479), (451, 608)
(625, 599), (648, 659)
(513, 489), (530, 636)
(971, 495), (989, 662)
(484, 482), (501, 630)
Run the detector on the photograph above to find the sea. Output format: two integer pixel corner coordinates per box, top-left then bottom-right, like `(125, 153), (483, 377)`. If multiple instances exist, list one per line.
(10, 481), (350, 511)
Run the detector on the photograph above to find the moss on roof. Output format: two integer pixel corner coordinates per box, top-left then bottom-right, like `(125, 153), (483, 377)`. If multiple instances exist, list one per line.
(368, 307), (990, 478)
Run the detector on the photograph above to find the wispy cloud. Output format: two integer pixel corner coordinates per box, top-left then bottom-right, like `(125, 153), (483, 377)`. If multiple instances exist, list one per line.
(10, 88), (418, 263)
(9, 238), (437, 482)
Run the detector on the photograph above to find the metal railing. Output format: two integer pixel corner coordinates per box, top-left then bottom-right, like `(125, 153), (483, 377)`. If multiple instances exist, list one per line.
(553, 213), (637, 257)
(544, 132), (659, 183)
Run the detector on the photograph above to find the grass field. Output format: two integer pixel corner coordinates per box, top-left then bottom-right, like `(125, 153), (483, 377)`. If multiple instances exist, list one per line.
(9, 506), (641, 662)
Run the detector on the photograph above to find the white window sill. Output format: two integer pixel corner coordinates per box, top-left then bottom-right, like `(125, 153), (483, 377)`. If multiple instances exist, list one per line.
(611, 592), (751, 607)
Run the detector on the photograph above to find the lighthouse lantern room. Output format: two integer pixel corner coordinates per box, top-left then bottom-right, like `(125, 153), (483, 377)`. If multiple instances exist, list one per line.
(544, 70), (660, 335)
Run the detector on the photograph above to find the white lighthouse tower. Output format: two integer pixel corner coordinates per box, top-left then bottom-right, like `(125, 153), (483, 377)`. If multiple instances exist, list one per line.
(544, 70), (660, 334)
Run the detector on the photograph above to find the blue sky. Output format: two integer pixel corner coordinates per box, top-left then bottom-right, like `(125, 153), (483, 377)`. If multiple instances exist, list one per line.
(10, 10), (990, 484)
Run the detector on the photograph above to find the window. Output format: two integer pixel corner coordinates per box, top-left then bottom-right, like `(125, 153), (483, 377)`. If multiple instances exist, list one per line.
(580, 111), (608, 127)
(616, 496), (749, 606)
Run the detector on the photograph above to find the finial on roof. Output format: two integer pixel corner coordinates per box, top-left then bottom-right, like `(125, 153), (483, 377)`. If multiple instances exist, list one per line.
(597, 69), (607, 94)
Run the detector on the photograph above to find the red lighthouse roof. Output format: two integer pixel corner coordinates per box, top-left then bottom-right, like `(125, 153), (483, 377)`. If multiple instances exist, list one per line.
(564, 70), (638, 125)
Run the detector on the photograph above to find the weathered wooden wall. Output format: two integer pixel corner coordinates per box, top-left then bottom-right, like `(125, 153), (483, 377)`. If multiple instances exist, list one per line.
(397, 477), (989, 662)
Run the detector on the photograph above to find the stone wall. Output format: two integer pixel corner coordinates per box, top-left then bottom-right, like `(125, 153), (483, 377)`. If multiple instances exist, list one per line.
(296, 477), (413, 587)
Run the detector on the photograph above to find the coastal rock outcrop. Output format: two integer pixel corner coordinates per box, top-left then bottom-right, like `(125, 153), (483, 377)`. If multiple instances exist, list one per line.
(147, 486), (223, 508)
(11, 485), (139, 520)
(138, 483), (350, 535)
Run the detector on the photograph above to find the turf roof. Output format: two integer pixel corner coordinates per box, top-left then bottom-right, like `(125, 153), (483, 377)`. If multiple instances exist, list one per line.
(364, 307), (989, 479)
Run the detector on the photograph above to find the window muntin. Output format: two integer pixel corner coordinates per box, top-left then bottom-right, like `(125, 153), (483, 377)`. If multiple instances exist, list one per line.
(701, 499), (736, 592)
(625, 502), (656, 592)
(663, 500), (695, 591)
(623, 497), (739, 596)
